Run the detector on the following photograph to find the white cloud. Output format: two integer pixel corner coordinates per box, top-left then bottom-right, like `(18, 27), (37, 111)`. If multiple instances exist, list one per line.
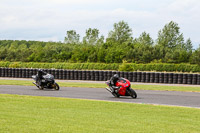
(48, 0), (112, 4)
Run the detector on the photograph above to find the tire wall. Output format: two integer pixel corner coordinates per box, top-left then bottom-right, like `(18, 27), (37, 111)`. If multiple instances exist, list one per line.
(0, 68), (200, 85)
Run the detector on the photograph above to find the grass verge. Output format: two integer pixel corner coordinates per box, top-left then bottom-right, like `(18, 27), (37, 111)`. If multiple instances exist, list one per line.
(0, 79), (200, 92)
(0, 94), (200, 133)
(133, 84), (200, 92)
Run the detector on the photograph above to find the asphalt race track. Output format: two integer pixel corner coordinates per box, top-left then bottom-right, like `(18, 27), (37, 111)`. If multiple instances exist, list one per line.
(0, 85), (200, 108)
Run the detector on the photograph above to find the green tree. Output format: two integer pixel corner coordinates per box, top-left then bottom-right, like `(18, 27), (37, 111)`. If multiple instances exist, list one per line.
(190, 45), (200, 65)
(135, 32), (154, 46)
(106, 21), (133, 44)
(0, 48), (8, 60)
(156, 21), (185, 62)
(97, 47), (106, 62)
(64, 30), (80, 44)
(185, 38), (193, 52)
(104, 46), (125, 63)
(124, 32), (154, 63)
(83, 28), (104, 45)
(157, 21), (184, 48)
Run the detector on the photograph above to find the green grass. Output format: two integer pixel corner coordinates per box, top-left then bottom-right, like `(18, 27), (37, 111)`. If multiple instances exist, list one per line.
(0, 79), (33, 86)
(0, 94), (200, 133)
(0, 79), (200, 92)
(133, 84), (200, 92)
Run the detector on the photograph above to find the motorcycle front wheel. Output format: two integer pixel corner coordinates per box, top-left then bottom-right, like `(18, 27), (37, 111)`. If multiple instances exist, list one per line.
(54, 83), (60, 90)
(130, 89), (137, 99)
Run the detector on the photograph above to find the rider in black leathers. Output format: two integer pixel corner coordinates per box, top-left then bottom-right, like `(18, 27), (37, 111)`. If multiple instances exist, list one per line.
(36, 69), (47, 86)
(109, 74), (120, 92)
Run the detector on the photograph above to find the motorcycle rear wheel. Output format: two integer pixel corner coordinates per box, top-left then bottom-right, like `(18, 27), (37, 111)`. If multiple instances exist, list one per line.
(54, 83), (60, 90)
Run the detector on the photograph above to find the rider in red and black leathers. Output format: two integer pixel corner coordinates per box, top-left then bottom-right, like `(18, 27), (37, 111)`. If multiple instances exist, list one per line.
(109, 74), (120, 92)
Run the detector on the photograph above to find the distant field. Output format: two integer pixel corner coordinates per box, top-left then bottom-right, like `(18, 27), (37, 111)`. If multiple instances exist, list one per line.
(0, 94), (200, 133)
(0, 79), (200, 92)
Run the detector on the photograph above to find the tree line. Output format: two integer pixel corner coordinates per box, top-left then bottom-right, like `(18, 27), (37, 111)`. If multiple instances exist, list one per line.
(0, 21), (200, 64)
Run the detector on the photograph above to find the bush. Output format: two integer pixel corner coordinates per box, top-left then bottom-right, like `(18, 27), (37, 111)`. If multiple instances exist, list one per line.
(118, 63), (134, 71)
(0, 61), (200, 73)
(0, 61), (11, 67)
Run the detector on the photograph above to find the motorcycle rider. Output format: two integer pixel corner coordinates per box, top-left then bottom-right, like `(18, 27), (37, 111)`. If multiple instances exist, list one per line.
(36, 69), (47, 86)
(109, 74), (120, 92)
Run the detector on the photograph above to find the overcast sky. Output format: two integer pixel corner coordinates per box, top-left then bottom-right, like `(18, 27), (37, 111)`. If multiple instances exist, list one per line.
(0, 0), (200, 48)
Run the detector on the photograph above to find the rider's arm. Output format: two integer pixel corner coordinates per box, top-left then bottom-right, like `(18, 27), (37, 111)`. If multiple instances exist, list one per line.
(110, 77), (116, 86)
(109, 77), (113, 84)
(42, 71), (47, 75)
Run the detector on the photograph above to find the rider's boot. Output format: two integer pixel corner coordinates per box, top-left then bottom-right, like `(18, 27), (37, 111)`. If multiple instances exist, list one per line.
(112, 86), (119, 93)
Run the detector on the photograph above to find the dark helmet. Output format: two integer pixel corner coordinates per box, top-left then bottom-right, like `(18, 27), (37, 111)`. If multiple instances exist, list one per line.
(113, 74), (119, 79)
(38, 69), (43, 72)
(37, 69), (44, 75)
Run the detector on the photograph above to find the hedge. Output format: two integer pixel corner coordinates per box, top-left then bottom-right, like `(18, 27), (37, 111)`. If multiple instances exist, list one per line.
(0, 61), (200, 73)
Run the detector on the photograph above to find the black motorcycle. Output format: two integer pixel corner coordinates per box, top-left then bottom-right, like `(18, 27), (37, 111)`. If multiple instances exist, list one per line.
(32, 73), (59, 90)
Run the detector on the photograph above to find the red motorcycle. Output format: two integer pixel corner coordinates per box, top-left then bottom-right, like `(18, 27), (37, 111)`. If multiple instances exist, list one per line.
(106, 78), (137, 98)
